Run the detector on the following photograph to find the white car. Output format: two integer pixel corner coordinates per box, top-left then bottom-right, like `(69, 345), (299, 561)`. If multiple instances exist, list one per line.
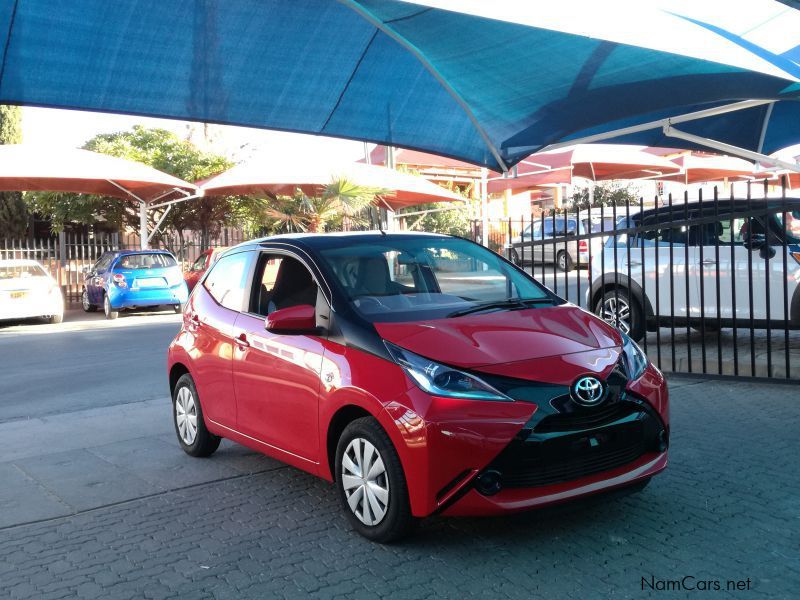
(588, 200), (800, 341)
(0, 259), (64, 324)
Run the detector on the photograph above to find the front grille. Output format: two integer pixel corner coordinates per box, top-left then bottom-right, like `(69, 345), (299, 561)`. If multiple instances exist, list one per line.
(534, 402), (636, 433)
(501, 439), (645, 488)
(484, 403), (665, 490)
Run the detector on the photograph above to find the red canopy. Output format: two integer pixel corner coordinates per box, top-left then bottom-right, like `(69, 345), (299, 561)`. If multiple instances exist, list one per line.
(0, 145), (197, 202)
(656, 153), (755, 184)
(199, 158), (464, 210)
(487, 144), (682, 194)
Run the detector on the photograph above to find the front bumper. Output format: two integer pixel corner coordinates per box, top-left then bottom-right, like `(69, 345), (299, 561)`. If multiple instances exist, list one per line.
(382, 360), (668, 518)
(0, 294), (63, 320)
(107, 283), (188, 309)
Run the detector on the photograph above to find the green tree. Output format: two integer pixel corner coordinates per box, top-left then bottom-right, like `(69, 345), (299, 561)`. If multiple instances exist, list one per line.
(566, 182), (639, 210)
(396, 201), (472, 237)
(0, 105), (28, 239)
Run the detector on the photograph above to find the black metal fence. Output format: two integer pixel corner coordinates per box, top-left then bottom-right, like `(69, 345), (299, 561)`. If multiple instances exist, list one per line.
(1, 229), (253, 305)
(472, 184), (800, 380)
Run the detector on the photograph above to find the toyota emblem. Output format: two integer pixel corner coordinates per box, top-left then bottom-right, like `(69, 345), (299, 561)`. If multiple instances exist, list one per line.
(571, 376), (605, 406)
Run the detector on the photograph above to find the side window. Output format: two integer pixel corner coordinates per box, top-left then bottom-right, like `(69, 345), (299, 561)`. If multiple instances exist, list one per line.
(94, 253), (114, 272)
(249, 254), (317, 316)
(632, 219), (688, 247)
(717, 218), (745, 245)
(191, 254), (207, 271)
(203, 251), (251, 311)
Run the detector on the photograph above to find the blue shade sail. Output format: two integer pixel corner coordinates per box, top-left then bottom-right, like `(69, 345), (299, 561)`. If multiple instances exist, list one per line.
(0, 0), (799, 171)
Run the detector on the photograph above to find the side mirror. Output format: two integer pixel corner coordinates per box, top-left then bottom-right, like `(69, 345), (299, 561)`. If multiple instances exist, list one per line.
(759, 244), (776, 260)
(265, 304), (318, 334)
(743, 233), (766, 251)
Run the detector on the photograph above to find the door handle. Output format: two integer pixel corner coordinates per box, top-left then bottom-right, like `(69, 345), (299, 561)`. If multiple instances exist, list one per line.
(700, 259), (717, 266)
(235, 333), (250, 348)
(626, 260), (642, 267)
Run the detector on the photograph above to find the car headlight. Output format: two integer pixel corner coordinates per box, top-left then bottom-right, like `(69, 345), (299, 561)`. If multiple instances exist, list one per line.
(621, 332), (648, 380)
(384, 341), (512, 402)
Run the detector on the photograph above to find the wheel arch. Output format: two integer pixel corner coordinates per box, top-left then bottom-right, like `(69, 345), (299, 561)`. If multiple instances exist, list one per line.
(169, 362), (191, 396)
(589, 274), (654, 318)
(325, 404), (373, 482)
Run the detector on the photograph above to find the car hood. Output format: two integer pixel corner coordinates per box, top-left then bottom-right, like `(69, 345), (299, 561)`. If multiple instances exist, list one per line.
(374, 304), (622, 369)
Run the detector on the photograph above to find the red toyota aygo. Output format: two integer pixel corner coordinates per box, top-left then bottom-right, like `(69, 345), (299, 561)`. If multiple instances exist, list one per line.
(168, 232), (669, 542)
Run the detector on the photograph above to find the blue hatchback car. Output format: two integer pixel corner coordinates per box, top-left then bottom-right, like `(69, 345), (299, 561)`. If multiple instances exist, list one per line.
(82, 250), (189, 319)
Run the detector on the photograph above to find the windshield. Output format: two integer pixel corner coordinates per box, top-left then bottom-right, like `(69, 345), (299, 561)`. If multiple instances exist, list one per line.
(319, 237), (553, 323)
(115, 253), (177, 269)
(0, 264), (48, 280)
(775, 209), (800, 243)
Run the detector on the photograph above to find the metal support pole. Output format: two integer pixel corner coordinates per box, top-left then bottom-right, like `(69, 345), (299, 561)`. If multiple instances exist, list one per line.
(541, 100), (773, 152)
(480, 168), (489, 247)
(663, 125), (800, 174)
(139, 202), (148, 250)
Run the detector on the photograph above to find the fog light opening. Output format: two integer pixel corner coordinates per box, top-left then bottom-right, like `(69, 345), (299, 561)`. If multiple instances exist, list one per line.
(475, 470), (502, 496)
(658, 429), (669, 452)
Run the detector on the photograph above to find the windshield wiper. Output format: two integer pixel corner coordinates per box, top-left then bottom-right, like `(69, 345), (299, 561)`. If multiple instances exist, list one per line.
(447, 297), (554, 318)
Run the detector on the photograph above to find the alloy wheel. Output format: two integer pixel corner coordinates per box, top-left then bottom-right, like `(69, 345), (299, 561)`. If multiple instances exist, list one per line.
(175, 386), (198, 445)
(82, 290), (90, 311)
(601, 296), (631, 334)
(558, 252), (567, 270)
(341, 437), (389, 526)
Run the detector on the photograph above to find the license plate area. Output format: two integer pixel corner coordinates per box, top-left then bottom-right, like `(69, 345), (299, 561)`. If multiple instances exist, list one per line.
(133, 278), (166, 289)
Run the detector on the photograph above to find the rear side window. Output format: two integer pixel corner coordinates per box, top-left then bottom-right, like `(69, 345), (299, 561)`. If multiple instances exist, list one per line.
(203, 251), (251, 311)
(94, 253), (115, 272)
(116, 253), (177, 269)
(0, 264), (48, 279)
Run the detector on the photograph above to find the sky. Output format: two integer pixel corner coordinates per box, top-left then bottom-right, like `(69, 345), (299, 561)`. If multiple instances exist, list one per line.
(21, 106), (370, 165)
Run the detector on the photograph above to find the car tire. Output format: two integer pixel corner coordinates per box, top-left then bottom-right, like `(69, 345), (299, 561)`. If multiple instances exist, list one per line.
(173, 303), (184, 314)
(335, 416), (415, 543)
(509, 248), (521, 266)
(48, 313), (64, 324)
(595, 289), (645, 341)
(172, 373), (221, 458)
(103, 295), (119, 320)
(82, 289), (98, 312)
(557, 250), (574, 272)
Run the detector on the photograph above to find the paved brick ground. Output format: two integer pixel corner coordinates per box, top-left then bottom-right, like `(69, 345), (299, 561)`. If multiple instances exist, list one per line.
(1, 378), (799, 599)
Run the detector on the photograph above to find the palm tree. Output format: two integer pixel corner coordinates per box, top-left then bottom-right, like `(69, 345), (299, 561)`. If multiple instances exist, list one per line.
(265, 177), (386, 233)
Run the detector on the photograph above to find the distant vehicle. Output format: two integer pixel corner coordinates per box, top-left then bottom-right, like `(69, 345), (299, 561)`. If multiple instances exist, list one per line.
(82, 250), (189, 320)
(589, 200), (800, 341)
(183, 247), (227, 292)
(508, 209), (620, 271)
(0, 259), (64, 324)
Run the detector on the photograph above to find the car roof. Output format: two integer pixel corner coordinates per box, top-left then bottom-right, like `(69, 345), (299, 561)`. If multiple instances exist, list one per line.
(632, 198), (800, 220)
(115, 249), (174, 256)
(228, 230), (451, 253)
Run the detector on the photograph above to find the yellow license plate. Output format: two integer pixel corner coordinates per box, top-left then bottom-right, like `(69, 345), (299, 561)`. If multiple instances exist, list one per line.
(11, 291), (28, 300)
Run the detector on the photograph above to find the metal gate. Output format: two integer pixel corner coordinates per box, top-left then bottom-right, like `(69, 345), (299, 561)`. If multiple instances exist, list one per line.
(474, 185), (800, 380)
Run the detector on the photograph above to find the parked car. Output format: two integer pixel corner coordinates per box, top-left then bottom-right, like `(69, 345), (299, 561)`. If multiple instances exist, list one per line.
(508, 209), (619, 271)
(0, 259), (64, 324)
(183, 247), (227, 292)
(168, 232), (669, 542)
(589, 199), (800, 341)
(82, 250), (189, 319)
